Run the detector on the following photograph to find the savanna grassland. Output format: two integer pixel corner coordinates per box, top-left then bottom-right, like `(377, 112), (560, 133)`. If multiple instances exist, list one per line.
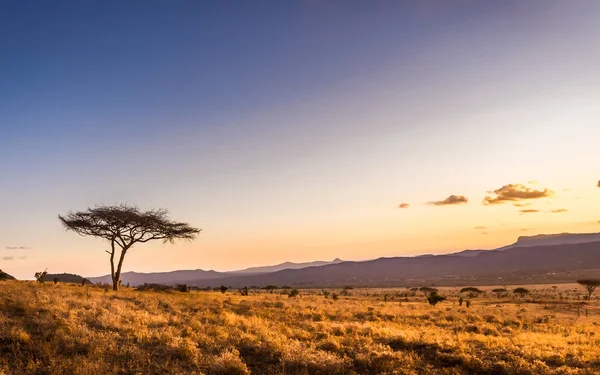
(1, 281), (599, 375)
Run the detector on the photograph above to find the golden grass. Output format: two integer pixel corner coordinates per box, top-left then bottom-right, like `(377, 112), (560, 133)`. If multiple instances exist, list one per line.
(1, 281), (599, 374)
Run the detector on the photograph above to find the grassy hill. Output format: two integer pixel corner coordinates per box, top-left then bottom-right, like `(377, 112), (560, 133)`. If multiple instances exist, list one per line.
(0, 269), (15, 281)
(0, 280), (599, 374)
(44, 273), (90, 284)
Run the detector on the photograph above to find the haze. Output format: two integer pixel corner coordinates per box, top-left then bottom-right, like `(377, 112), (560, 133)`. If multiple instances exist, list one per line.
(1, 1), (599, 280)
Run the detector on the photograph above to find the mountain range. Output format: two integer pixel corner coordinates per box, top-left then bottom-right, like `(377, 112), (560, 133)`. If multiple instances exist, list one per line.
(87, 232), (600, 288)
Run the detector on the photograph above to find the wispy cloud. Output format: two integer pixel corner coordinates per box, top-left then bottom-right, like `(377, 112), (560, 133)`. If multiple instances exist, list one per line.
(398, 203), (410, 209)
(5, 246), (31, 250)
(428, 195), (468, 206)
(597, 180), (600, 188)
(474, 226), (487, 230)
(519, 209), (540, 214)
(2, 256), (15, 261)
(551, 208), (568, 213)
(483, 183), (553, 205)
(520, 228), (534, 231)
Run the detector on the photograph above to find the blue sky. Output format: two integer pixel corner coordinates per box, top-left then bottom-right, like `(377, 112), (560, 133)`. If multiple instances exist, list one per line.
(1, 1), (599, 279)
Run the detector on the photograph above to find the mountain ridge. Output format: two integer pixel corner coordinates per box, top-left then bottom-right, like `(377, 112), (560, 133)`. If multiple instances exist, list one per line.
(86, 232), (600, 287)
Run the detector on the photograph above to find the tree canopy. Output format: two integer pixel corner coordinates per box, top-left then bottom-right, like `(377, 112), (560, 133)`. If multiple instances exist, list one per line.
(513, 287), (530, 297)
(577, 279), (600, 300)
(59, 204), (200, 290)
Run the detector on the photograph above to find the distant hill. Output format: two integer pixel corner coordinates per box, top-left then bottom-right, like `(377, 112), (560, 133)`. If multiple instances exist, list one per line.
(45, 273), (90, 284)
(451, 233), (600, 257)
(0, 269), (16, 281)
(88, 259), (344, 286)
(88, 269), (226, 286)
(87, 232), (600, 288)
(184, 240), (600, 288)
(231, 258), (344, 274)
(499, 232), (600, 250)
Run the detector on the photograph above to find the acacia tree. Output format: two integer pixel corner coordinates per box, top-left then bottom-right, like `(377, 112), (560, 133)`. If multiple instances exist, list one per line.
(577, 279), (600, 300)
(59, 204), (200, 291)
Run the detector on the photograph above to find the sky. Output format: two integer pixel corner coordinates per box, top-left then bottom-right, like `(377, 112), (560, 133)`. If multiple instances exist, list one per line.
(1, 1), (599, 279)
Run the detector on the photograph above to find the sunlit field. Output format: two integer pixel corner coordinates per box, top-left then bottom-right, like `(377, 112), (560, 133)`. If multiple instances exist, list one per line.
(1, 281), (599, 375)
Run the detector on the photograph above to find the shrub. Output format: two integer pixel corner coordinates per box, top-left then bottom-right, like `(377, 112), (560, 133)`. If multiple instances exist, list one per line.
(577, 279), (600, 300)
(513, 288), (530, 298)
(176, 284), (190, 293)
(419, 286), (438, 296)
(220, 285), (229, 294)
(492, 288), (508, 298)
(427, 292), (446, 307)
(264, 285), (278, 293)
(34, 270), (47, 283)
(460, 287), (484, 298)
(288, 289), (300, 298)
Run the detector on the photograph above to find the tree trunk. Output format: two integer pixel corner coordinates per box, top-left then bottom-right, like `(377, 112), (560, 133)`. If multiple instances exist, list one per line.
(113, 245), (129, 291)
(109, 240), (118, 291)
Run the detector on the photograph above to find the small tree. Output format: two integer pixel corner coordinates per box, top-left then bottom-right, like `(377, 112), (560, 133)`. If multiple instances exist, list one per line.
(53, 277), (59, 284)
(427, 292), (446, 307)
(288, 289), (300, 298)
(220, 285), (229, 294)
(513, 287), (530, 298)
(460, 287), (484, 298)
(176, 284), (190, 293)
(492, 288), (508, 298)
(239, 287), (249, 296)
(577, 279), (600, 300)
(264, 285), (278, 294)
(59, 204), (200, 291)
(419, 287), (438, 296)
(34, 270), (47, 283)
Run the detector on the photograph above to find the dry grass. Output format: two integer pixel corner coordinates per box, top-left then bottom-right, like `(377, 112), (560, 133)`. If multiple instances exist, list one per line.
(1, 281), (599, 374)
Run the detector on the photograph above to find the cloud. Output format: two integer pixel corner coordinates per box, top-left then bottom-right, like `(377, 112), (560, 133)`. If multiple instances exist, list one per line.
(513, 202), (531, 207)
(483, 183), (553, 205)
(428, 195), (468, 206)
(520, 228), (534, 231)
(474, 226), (487, 230)
(480, 232), (489, 235)
(597, 180), (600, 188)
(2, 256), (15, 261)
(519, 209), (540, 214)
(551, 208), (568, 213)
(398, 203), (410, 209)
(19, 256), (27, 260)
(5, 246), (31, 250)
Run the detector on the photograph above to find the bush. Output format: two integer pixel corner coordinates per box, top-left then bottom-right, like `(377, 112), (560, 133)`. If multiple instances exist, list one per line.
(427, 292), (446, 307)
(460, 287), (484, 298)
(513, 288), (530, 297)
(176, 284), (190, 293)
(34, 270), (47, 283)
(288, 289), (300, 298)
